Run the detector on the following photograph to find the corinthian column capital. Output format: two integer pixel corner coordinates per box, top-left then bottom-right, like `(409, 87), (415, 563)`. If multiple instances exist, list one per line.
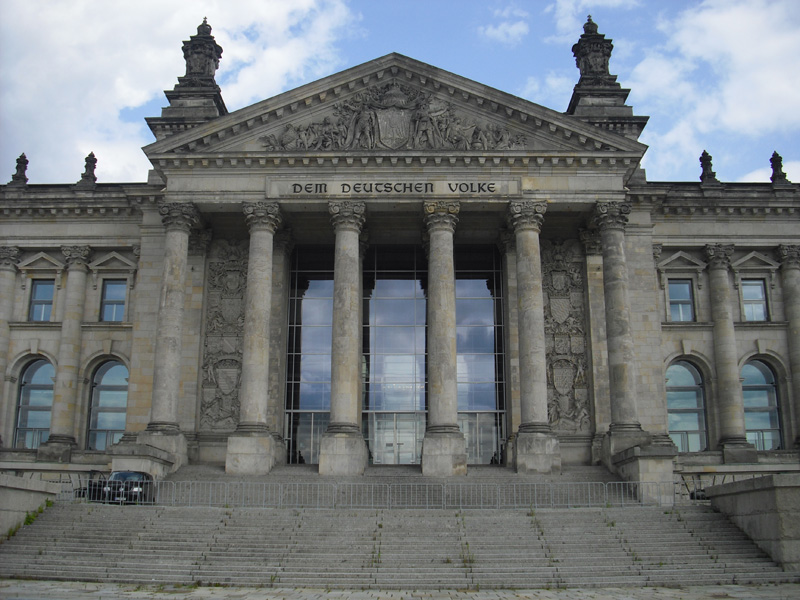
(423, 200), (460, 232)
(705, 243), (734, 270)
(243, 201), (282, 233)
(61, 245), (91, 268)
(159, 202), (200, 232)
(0, 246), (21, 271)
(779, 244), (800, 270)
(592, 201), (631, 231)
(507, 200), (546, 233)
(329, 201), (366, 232)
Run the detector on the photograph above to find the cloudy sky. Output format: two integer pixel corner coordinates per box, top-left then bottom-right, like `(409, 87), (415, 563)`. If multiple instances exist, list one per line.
(1, 0), (798, 185)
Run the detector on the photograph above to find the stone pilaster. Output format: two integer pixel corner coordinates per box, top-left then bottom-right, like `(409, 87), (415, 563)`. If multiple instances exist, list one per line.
(318, 201), (368, 476)
(778, 245), (800, 448)
(499, 233), (520, 465)
(267, 230), (293, 442)
(592, 202), (650, 462)
(421, 200), (467, 477)
(0, 247), (20, 446)
(226, 202), (283, 474)
(38, 245), (91, 461)
(507, 201), (560, 473)
(705, 243), (756, 463)
(139, 203), (199, 468)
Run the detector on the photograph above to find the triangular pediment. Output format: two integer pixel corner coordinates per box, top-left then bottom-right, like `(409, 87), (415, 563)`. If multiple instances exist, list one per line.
(88, 251), (137, 273)
(144, 53), (645, 162)
(17, 252), (65, 272)
(657, 251), (707, 272)
(731, 251), (780, 272)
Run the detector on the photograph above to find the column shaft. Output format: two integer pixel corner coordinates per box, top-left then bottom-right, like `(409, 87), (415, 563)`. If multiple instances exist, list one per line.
(508, 201), (549, 430)
(237, 202), (281, 431)
(593, 202), (640, 429)
(778, 245), (800, 447)
(148, 203), (198, 431)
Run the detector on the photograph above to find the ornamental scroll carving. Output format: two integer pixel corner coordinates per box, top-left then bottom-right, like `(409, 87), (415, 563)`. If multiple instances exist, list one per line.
(260, 82), (526, 152)
(542, 239), (590, 433)
(200, 239), (248, 431)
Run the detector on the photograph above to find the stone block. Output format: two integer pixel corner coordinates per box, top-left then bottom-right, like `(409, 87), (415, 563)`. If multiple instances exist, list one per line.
(421, 431), (467, 477)
(515, 431), (561, 474)
(225, 434), (283, 475)
(318, 431), (368, 476)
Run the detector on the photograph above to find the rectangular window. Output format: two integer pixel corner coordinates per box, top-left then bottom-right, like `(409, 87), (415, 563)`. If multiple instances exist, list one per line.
(28, 280), (55, 321)
(742, 279), (768, 321)
(668, 279), (694, 322)
(100, 280), (126, 322)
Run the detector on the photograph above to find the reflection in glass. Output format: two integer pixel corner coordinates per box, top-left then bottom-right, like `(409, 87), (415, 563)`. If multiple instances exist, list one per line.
(666, 361), (707, 452)
(742, 360), (781, 449)
(15, 359), (54, 449)
(88, 360), (128, 451)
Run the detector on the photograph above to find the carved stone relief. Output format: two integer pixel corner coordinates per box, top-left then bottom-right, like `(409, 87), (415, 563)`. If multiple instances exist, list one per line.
(200, 239), (248, 431)
(542, 238), (590, 433)
(260, 82), (526, 152)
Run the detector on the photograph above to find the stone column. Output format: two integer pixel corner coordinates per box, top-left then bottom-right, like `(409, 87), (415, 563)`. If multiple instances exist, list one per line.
(0, 247), (20, 446)
(507, 201), (560, 473)
(38, 245), (91, 462)
(592, 202), (650, 460)
(139, 203), (198, 468)
(421, 200), (467, 477)
(705, 243), (756, 463)
(226, 202), (283, 474)
(499, 233), (521, 465)
(318, 201), (368, 475)
(778, 245), (800, 448)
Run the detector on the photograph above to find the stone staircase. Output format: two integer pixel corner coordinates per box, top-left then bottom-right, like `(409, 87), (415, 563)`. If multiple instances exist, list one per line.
(1, 501), (796, 588)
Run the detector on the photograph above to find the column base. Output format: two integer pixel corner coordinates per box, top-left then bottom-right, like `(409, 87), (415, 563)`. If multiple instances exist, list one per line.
(514, 430), (561, 474)
(135, 430), (188, 473)
(225, 432), (284, 475)
(36, 436), (76, 463)
(421, 429), (467, 477)
(600, 424), (652, 471)
(318, 426), (368, 476)
(719, 437), (758, 464)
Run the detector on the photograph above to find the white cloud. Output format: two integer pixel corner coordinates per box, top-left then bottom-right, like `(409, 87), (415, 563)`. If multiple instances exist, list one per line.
(519, 73), (574, 108)
(737, 161), (800, 184)
(0, 0), (357, 183)
(544, 0), (640, 42)
(478, 3), (530, 45)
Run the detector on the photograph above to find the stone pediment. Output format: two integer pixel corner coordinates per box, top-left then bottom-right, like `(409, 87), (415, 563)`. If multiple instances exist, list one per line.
(144, 53), (645, 163)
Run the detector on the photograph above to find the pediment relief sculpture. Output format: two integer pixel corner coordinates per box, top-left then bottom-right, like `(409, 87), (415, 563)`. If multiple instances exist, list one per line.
(259, 82), (526, 153)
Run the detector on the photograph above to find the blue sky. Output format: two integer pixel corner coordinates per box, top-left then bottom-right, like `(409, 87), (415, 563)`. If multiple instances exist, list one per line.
(1, 0), (798, 184)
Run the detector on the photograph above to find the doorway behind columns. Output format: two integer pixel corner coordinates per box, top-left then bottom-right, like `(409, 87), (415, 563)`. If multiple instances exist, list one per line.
(284, 246), (505, 466)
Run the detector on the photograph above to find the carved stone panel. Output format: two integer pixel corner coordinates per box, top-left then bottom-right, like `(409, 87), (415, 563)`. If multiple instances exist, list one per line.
(200, 239), (248, 432)
(260, 82), (526, 152)
(542, 239), (590, 433)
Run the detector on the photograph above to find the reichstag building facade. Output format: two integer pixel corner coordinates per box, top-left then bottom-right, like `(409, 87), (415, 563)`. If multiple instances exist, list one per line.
(1, 18), (798, 483)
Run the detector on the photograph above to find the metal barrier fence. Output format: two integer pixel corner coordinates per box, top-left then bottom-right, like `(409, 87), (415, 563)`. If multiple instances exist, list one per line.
(63, 479), (679, 509)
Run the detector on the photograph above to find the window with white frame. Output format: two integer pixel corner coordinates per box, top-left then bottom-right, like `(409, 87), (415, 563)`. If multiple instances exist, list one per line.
(741, 279), (768, 321)
(666, 361), (708, 452)
(28, 279), (55, 321)
(14, 359), (54, 449)
(87, 361), (128, 451)
(100, 279), (127, 322)
(742, 360), (782, 450)
(668, 279), (695, 322)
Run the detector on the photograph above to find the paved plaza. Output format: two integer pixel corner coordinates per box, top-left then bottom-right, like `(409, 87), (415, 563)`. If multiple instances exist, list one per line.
(1, 581), (799, 600)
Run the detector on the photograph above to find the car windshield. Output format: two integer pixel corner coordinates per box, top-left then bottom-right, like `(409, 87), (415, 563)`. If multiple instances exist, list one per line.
(108, 472), (146, 482)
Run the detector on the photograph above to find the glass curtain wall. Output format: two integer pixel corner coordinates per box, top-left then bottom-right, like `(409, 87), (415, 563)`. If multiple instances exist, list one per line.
(285, 245), (505, 465)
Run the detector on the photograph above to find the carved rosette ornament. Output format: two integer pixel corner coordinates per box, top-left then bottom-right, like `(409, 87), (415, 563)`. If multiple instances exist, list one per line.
(0, 246), (21, 271)
(329, 201), (366, 233)
(507, 201), (546, 233)
(592, 201), (630, 232)
(243, 201), (282, 233)
(61, 245), (91, 269)
(779, 245), (800, 270)
(542, 239), (590, 433)
(423, 201), (460, 232)
(200, 239), (249, 432)
(159, 202), (200, 232)
(704, 243), (734, 270)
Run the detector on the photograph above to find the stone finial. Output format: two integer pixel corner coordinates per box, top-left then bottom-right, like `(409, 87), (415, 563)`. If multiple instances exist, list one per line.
(699, 151), (719, 184)
(572, 15), (615, 87)
(76, 152), (97, 188)
(181, 17), (223, 84)
(770, 151), (790, 184)
(9, 153), (28, 186)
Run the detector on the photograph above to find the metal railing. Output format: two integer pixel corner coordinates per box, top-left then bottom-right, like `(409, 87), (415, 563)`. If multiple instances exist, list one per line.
(62, 479), (680, 509)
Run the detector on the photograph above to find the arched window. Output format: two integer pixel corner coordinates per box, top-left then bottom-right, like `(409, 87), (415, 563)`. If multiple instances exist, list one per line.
(666, 361), (707, 452)
(87, 361), (128, 451)
(14, 359), (54, 449)
(741, 360), (782, 450)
